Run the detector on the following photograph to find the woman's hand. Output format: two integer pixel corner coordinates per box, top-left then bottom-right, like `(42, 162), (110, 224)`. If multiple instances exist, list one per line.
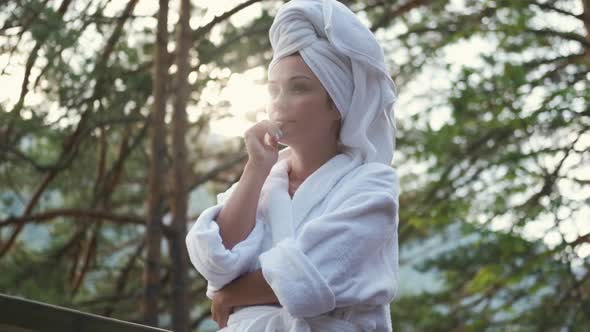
(211, 270), (280, 328)
(211, 290), (233, 329)
(244, 120), (283, 173)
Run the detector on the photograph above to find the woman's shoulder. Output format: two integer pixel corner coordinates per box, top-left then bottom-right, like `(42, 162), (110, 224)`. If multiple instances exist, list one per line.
(337, 162), (398, 197)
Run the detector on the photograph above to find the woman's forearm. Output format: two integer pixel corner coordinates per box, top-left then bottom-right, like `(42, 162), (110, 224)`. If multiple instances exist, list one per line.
(224, 270), (279, 307)
(217, 161), (269, 250)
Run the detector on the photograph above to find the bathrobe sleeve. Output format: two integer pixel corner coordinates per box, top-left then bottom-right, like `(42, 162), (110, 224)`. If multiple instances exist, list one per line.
(186, 182), (266, 296)
(259, 164), (399, 318)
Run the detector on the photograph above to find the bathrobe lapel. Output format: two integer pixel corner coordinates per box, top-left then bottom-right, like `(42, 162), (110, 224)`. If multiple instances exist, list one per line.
(261, 155), (293, 245)
(261, 148), (362, 244)
(290, 151), (361, 231)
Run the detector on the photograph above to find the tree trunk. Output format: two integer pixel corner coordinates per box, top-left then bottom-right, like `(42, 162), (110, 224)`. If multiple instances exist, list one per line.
(144, 0), (169, 326)
(169, 0), (191, 330)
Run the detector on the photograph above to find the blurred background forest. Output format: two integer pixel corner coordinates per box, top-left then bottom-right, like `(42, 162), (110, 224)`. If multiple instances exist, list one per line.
(0, 0), (588, 331)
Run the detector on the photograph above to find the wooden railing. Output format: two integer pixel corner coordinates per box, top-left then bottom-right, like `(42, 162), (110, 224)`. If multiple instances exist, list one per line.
(0, 293), (171, 332)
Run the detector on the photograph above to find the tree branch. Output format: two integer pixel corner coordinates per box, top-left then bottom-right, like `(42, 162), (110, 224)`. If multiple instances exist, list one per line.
(523, 27), (590, 47)
(371, 0), (432, 32)
(192, 0), (263, 41)
(0, 208), (145, 227)
(103, 240), (146, 317)
(530, 1), (583, 20)
(10, 0), (73, 115)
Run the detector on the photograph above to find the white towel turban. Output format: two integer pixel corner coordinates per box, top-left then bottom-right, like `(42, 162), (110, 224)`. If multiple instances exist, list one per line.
(268, 0), (397, 165)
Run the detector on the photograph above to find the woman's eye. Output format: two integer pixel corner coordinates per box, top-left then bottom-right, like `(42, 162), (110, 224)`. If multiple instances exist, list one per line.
(267, 84), (307, 97)
(291, 85), (306, 93)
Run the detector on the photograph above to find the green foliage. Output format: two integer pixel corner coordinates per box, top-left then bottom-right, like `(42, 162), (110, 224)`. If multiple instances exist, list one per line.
(392, 0), (589, 330)
(0, 244), (71, 304)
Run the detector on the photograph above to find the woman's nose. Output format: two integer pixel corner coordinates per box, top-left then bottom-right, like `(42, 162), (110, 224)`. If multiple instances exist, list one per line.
(268, 106), (284, 121)
(269, 92), (287, 114)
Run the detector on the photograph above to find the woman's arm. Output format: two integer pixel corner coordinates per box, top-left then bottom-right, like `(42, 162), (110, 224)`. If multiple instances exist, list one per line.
(216, 161), (269, 250)
(217, 120), (282, 250)
(223, 270), (279, 306)
(211, 269), (278, 328)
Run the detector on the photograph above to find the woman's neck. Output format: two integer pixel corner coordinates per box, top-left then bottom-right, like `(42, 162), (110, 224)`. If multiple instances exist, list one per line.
(287, 143), (340, 184)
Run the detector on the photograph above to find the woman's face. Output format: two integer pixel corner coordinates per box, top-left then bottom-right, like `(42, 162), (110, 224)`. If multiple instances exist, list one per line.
(266, 54), (340, 148)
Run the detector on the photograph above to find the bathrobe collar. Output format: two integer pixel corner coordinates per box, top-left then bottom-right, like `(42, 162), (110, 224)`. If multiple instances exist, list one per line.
(262, 147), (362, 241)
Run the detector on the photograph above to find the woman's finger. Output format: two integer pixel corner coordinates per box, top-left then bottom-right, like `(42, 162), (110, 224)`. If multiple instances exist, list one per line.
(263, 132), (280, 149)
(211, 303), (218, 322)
(259, 119), (283, 139)
(246, 120), (283, 141)
(211, 292), (232, 329)
(219, 309), (229, 328)
(212, 306), (228, 328)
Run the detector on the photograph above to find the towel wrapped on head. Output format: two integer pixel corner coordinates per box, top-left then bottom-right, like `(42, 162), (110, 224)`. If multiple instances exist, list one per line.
(268, 0), (397, 165)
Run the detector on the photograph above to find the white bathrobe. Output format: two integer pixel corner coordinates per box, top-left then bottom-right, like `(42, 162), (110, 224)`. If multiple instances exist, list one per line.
(186, 147), (400, 331)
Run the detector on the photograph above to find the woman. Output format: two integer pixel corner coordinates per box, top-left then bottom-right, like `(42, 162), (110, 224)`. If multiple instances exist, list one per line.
(186, 0), (400, 331)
